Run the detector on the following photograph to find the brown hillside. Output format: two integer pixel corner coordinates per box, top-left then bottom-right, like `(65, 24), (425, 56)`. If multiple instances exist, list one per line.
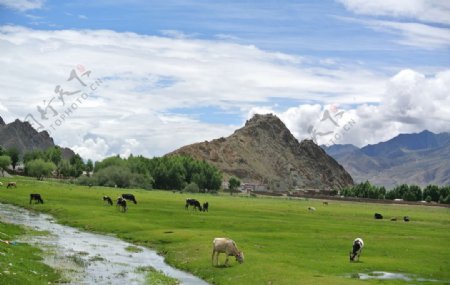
(169, 114), (354, 190)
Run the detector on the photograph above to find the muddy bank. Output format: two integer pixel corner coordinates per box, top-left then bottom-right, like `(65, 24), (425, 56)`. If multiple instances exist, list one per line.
(0, 203), (209, 285)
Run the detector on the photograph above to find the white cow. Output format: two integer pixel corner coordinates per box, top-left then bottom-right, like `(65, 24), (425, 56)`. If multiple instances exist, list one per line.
(349, 238), (364, 261)
(212, 238), (244, 266)
(308, 207), (316, 212)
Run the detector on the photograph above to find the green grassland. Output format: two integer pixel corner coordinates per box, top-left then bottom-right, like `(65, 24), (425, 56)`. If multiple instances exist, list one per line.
(0, 176), (449, 285)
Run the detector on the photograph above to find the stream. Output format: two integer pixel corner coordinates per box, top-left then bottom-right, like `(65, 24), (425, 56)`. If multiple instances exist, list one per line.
(0, 203), (209, 285)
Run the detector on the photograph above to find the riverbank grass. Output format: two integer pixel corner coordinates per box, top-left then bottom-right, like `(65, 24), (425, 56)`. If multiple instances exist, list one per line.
(0, 221), (62, 285)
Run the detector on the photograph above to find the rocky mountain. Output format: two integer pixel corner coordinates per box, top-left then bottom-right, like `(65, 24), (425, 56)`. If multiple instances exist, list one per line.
(323, 130), (450, 188)
(0, 115), (75, 159)
(169, 114), (354, 190)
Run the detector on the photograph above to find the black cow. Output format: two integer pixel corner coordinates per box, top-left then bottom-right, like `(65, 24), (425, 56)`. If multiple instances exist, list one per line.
(349, 238), (364, 261)
(30, 194), (44, 204)
(185, 198), (202, 211)
(116, 197), (127, 212)
(202, 202), (209, 212)
(121, 194), (137, 204)
(103, 196), (113, 206)
(374, 213), (383, 219)
(403, 216), (410, 222)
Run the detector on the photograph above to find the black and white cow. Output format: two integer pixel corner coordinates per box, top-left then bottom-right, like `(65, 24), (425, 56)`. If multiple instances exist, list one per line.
(121, 194), (137, 204)
(185, 198), (202, 211)
(116, 197), (127, 212)
(29, 194), (44, 204)
(103, 196), (113, 206)
(349, 238), (364, 261)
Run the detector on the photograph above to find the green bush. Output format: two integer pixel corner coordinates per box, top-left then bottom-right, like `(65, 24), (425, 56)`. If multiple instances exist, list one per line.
(184, 182), (200, 193)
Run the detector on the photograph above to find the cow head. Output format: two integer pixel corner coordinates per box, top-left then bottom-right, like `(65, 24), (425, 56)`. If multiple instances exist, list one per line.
(236, 251), (244, 263)
(349, 251), (356, 261)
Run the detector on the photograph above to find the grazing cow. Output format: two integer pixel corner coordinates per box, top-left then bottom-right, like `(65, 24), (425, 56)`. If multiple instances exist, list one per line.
(203, 202), (209, 212)
(323, 201), (329, 205)
(374, 213), (383, 219)
(403, 216), (410, 222)
(185, 198), (202, 211)
(6, 182), (16, 188)
(116, 197), (127, 212)
(29, 194), (44, 204)
(103, 196), (113, 206)
(308, 206), (316, 212)
(349, 238), (364, 262)
(212, 238), (244, 266)
(121, 194), (137, 204)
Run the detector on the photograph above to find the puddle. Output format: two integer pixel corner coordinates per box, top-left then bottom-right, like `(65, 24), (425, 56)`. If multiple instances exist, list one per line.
(0, 203), (209, 285)
(350, 271), (441, 282)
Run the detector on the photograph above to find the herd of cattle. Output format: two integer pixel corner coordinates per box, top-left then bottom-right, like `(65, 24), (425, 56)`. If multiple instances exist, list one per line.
(2, 181), (417, 266)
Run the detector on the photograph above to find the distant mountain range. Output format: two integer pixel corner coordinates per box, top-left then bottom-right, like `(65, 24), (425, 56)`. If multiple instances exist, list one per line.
(0, 115), (74, 159)
(322, 130), (450, 188)
(169, 114), (354, 191)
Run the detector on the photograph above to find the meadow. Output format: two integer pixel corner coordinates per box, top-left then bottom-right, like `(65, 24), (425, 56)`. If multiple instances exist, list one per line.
(0, 176), (449, 285)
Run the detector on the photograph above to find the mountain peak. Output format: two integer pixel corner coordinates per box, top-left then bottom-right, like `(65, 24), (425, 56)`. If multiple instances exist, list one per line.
(0, 116), (74, 159)
(0, 116), (5, 126)
(169, 113), (354, 190)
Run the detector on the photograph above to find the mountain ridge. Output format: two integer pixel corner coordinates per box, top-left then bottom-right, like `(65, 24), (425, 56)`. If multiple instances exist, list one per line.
(323, 130), (450, 188)
(0, 115), (75, 159)
(169, 114), (354, 190)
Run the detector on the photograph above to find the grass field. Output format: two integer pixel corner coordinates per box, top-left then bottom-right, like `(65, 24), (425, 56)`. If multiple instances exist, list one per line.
(0, 176), (449, 285)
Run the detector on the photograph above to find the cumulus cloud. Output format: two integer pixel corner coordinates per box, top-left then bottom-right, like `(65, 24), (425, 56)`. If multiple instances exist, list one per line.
(1, 25), (448, 159)
(258, 69), (450, 147)
(0, 0), (44, 11)
(72, 137), (110, 162)
(0, 25), (389, 160)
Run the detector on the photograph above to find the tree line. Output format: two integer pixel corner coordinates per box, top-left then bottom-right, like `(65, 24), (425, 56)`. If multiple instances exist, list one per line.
(77, 154), (222, 192)
(341, 181), (450, 204)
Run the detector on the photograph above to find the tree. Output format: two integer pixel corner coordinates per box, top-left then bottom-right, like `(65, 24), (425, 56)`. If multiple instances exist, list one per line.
(7, 147), (20, 171)
(85, 159), (94, 176)
(228, 176), (241, 195)
(423, 185), (440, 202)
(69, 154), (85, 177)
(184, 182), (200, 193)
(46, 147), (62, 166)
(0, 155), (12, 176)
(26, 159), (56, 180)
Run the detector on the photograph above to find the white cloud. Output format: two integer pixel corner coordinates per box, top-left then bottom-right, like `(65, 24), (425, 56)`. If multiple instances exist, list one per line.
(72, 137), (110, 162)
(337, 0), (450, 25)
(0, 26), (448, 159)
(262, 69), (450, 147)
(0, 0), (44, 11)
(364, 20), (450, 49)
(337, 0), (450, 49)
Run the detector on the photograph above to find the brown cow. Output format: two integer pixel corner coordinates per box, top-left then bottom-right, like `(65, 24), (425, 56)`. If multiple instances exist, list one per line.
(7, 182), (16, 188)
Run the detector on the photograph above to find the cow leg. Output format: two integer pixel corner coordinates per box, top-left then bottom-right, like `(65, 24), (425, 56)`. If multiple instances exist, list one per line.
(211, 250), (216, 266)
(225, 254), (229, 266)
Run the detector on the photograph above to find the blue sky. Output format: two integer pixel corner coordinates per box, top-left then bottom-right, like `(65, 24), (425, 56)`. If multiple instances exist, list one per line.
(0, 0), (449, 160)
